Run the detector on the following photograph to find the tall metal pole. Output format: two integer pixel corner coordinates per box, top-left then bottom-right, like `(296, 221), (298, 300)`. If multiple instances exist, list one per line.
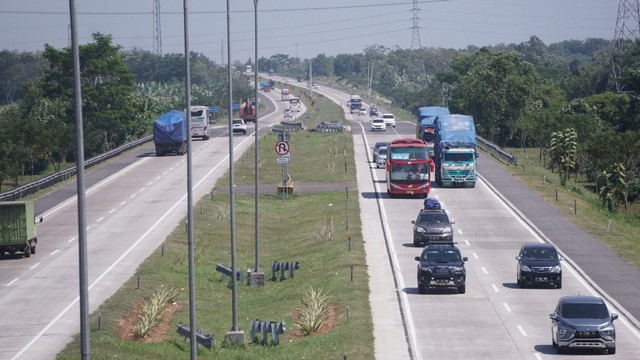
(68, 1), (90, 358)
(182, 0), (197, 358)
(226, 0), (239, 333)
(253, 0), (261, 276)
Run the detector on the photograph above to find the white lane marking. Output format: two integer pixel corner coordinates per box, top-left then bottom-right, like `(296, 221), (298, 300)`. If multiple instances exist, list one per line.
(49, 250), (59, 256)
(481, 267), (488, 274)
(139, 187), (146, 192)
(162, 172), (168, 175)
(464, 240), (470, 246)
(503, 303), (512, 312)
(130, 194), (136, 199)
(472, 253), (479, 259)
(12, 129), (257, 360)
(67, 237), (76, 243)
(30, 263), (40, 270)
(97, 217), (104, 222)
(147, 182), (153, 186)
(534, 353), (543, 360)
(86, 226), (91, 231)
(7, 278), (18, 286)
(359, 121), (421, 360)
(120, 201), (127, 205)
(492, 284), (499, 293)
(457, 229), (463, 234)
(108, 209), (116, 214)
(517, 325), (527, 336)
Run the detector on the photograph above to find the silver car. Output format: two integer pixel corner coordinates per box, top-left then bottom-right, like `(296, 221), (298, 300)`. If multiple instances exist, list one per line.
(375, 146), (387, 168)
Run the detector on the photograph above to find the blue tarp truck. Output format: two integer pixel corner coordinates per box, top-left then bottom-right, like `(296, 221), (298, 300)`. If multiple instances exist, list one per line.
(416, 106), (450, 157)
(153, 110), (188, 156)
(433, 114), (478, 188)
(0, 201), (38, 258)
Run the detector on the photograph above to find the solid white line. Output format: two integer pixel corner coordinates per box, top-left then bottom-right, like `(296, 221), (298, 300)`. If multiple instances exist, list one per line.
(517, 325), (527, 336)
(7, 278), (18, 286)
(30, 263), (40, 270)
(492, 284), (499, 293)
(12, 130), (255, 360)
(49, 250), (59, 256)
(481, 266), (488, 274)
(503, 303), (512, 312)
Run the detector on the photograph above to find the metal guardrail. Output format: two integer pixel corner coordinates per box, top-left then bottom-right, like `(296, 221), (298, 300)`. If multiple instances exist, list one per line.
(0, 135), (153, 202)
(315, 120), (344, 133)
(476, 135), (517, 165)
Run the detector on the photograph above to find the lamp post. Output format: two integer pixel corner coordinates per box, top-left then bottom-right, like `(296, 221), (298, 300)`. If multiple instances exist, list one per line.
(250, 0), (265, 287)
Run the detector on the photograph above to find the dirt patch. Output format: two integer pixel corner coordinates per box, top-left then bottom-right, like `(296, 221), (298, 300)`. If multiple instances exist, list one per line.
(286, 305), (340, 340)
(117, 301), (183, 343)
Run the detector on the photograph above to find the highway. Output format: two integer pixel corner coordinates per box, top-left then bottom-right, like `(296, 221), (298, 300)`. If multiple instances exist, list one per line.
(312, 82), (640, 359)
(0, 91), (294, 360)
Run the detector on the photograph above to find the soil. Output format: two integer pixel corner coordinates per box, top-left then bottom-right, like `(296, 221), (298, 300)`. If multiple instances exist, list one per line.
(117, 301), (183, 342)
(286, 305), (340, 340)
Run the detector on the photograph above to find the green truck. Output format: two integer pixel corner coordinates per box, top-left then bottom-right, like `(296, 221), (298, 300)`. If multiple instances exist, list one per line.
(0, 201), (39, 258)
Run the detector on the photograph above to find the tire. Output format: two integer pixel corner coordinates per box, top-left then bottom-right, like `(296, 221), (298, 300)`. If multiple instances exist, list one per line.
(417, 283), (426, 294)
(556, 279), (562, 289)
(31, 245), (36, 255)
(557, 345), (565, 354)
(607, 346), (616, 355)
(24, 246), (31, 258)
(552, 336), (557, 348)
(458, 285), (466, 294)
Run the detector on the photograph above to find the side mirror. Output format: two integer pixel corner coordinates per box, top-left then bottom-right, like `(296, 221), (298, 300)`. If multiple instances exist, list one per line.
(411, 220), (416, 224)
(450, 219), (455, 224)
(611, 313), (619, 321)
(476, 152), (480, 158)
(549, 313), (558, 320)
(515, 256), (522, 261)
(414, 256), (421, 261)
(462, 257), (468, 262)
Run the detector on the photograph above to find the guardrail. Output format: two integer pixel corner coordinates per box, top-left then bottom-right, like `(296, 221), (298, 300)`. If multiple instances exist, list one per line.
(476, 135), (517, 165)
(0, 135), (153, 202)
(315, 120), (344, 133)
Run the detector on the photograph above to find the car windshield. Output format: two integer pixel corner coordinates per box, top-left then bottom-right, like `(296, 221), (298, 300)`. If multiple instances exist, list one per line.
(424, 249), (460, 262)
(418, 213), (448, 224)
(522, 248), (557, 260)
(561, 303), (609, 319)
(378, 148), (387, 155)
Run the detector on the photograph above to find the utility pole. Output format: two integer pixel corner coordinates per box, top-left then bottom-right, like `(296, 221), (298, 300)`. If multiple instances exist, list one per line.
(410, 0), (422, 49)
(153, 0), (162, 56)
(612, 0), (640, 94)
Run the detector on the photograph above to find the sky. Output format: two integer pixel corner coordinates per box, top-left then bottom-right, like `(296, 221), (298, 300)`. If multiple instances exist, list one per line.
(0, 0), (620, 64)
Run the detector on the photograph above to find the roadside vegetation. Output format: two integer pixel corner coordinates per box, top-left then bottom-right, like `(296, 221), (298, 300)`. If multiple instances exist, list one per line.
(56, 93), (373, 359)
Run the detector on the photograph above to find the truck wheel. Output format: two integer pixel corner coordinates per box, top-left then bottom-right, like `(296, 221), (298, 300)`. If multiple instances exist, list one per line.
(31, 245), (36, 255)
(24, 246), (31, 258)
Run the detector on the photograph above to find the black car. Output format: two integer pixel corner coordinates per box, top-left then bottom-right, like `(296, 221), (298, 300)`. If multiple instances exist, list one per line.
(415, 243), (468, 294)
(369, 106), (378, 116)
(411, 209), (454, 247)
(550, 295), (618, 354)
(516, 243), (562, 288)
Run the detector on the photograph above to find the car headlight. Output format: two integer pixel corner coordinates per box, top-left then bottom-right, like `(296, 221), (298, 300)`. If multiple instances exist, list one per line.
(451, 266), (464, 272)
(551, 265), (562, 273)
(558, 328), (566, 336)
(415, 227), (426, 234)
(520, 265), (532, 272)
(442, 227), (452, 234)
(600, 327), (615, 339)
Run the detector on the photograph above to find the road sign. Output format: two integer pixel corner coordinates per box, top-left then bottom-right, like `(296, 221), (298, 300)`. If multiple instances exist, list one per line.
(275, 141), (290, 155)
(209, 106), (219, 113)
(276, 156), (290, 164)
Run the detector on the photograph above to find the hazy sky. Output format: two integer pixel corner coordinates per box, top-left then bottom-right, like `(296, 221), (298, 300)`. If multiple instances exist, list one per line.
(0, 0), (619, 63)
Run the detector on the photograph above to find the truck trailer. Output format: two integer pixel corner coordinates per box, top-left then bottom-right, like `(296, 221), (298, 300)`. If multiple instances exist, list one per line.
(153, 110), (188, 156)
(416, 106), (450, 157)
(0, 201), (39, 258)
(433, 114), (478, 188)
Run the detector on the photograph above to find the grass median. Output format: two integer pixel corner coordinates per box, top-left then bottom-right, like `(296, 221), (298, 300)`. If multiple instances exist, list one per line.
(56, 95), (374, 359)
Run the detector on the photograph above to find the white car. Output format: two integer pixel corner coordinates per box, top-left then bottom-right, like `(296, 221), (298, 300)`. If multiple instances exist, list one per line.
(381, 113), (396, 127)
(232, 119), (247, 134)
(358, 108), (367, 116)
(371, 118), (387, 131)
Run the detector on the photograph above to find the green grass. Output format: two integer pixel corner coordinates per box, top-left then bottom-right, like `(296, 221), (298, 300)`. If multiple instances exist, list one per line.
(56, 99), (373, 359)
(495, 148), (640, 268)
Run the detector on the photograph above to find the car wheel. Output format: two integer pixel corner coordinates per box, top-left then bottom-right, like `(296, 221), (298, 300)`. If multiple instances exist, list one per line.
(457, 285), (466, 294)
(557, 345), (565, 354)
(607, 346), (616, 354)
(518, 277), (525, 288)
(552, 336), (557, 348)
(556, 279), (562, 289)
(418, 283), (427, 294)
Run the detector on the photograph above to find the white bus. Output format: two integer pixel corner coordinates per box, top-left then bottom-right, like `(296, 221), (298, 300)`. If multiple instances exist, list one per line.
(188, 106), (210, 140)
(245, 64), (252, 73)
(289, 97), (301, 112)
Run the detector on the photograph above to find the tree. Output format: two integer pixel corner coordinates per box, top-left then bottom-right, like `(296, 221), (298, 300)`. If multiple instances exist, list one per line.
(549, 128), (577, 185)
(599, 163), (628, 212)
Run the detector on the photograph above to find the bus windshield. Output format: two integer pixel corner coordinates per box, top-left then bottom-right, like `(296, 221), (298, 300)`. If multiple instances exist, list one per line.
(389, 148), (428, 160)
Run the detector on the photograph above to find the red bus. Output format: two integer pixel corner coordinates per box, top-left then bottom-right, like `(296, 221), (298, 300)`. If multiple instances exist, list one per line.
(386, 138), (434, 197)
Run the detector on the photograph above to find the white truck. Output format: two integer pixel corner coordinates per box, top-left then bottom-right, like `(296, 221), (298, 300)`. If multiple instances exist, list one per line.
(281, 88), (290, 101)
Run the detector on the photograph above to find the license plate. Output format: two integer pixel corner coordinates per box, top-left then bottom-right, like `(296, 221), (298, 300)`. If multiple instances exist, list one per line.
(406, 191), (414, 194)
(535, 277), (548, 282)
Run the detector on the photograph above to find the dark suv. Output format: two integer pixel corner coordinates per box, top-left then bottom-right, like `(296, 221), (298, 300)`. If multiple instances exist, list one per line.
(515, 243), (562, 288)
(411, 209), (454, 247)
(550, 295), (618, 354)
(415, 243), (468, 294)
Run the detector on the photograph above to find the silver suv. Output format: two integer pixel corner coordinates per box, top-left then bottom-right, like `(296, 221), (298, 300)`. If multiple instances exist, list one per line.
(550, 295), (618, 354)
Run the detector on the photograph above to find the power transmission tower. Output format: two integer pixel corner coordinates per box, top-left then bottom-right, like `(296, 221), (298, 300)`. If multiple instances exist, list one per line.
(410, 0), (422, 49)
(153, 0), (162, 56)
(612, 0), (640, 93)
